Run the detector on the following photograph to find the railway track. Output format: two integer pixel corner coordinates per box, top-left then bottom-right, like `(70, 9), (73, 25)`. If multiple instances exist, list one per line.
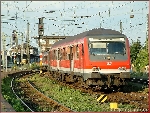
(10, 70), (73, 112)
(6, 70), (149, 111)
(40, 72), (149, 111)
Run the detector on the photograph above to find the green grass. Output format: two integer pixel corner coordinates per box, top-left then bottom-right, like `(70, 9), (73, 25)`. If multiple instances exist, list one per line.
(1, 76), (31, 112)
(25, 74), (137, 112)
(3, 72), (145, 112)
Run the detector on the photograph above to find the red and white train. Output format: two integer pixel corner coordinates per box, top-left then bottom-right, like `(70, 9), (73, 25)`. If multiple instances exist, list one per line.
(41, 28), (131, 88)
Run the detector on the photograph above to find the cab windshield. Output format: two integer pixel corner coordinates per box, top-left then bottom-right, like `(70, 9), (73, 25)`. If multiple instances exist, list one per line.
(89, 40), (126, 55)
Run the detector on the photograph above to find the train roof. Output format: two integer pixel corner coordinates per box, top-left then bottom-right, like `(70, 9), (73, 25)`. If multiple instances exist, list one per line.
(52, 28), (126, 48)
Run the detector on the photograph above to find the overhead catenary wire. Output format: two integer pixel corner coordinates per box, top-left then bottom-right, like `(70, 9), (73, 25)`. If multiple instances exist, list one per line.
(1, 1), (148, 46)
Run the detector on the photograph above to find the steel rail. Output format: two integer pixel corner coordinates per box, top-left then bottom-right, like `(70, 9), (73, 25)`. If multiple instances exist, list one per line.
(11, 77), (34, 112)
(11, 70), (74, 112)
(28, 80), (75, 112)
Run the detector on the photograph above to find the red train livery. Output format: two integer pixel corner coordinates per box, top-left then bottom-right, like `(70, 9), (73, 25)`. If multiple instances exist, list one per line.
(44, 28), (131, 88)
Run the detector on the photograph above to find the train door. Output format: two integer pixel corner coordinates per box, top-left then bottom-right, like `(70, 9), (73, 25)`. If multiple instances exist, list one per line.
(70, 46), (74, 71)
(79, 44), (84, 76)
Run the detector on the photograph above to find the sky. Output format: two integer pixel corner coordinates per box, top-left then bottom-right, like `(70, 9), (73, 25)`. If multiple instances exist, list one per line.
(1, 1), (149, 51)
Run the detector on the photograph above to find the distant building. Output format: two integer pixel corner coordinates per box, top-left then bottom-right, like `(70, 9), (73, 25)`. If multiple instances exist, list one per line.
(5, 43), (39, 64)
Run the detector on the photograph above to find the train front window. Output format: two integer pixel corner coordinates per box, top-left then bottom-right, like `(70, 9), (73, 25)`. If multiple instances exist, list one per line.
(89, 39), (126, 55)
(89, 42), (107, 55)
(107, 42), (125, 54)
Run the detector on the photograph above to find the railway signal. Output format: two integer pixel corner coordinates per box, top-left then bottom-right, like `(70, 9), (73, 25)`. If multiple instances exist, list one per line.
(38, 17), (44, 36)
(38, 17), (44, 68)
(27, 22), (30, 64)
(12, 30), (18, 46)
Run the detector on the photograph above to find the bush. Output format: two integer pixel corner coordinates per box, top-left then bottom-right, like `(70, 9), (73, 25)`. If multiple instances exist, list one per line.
(30, 62), (40, 70)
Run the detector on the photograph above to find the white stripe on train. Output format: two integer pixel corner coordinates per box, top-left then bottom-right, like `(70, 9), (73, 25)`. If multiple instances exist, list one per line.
(50, 66), (131, 74)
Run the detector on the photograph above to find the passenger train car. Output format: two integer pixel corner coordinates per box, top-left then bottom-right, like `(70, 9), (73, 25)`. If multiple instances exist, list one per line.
(43, 28), (131, 89)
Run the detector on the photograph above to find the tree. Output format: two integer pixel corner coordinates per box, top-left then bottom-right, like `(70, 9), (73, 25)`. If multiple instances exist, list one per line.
(130, 38), (149, 72)
(134, 38), (149, 72)
(130, 39), (142, 64)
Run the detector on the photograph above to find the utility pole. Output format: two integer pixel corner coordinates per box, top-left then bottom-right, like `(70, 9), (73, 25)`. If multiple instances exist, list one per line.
(146, 14), (149, 39)
(147, 13), (150, 68)
(10, 34), (12, 49)
(26, 22), (30, 65)
(1, 33), (7, 72)
(38, 17), (44, 67)
(2, 32), (6, 70)
(16, 31), (18, 66)
(12, 30), (18, 66)
(21, 32), (23, 65)
(120, 20), (122, 33)
(5, 50), (7, 72)
(99, 12), (102, 28)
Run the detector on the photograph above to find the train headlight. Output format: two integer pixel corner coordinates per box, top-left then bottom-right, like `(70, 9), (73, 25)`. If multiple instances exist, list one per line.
(92, 67), (100, 71)
(122, 67), (126, 71)
(92, 67), (96, 71)
(118, 67), (126, 71)
(118, 67), (122, 70)
(107, 56), (110, 60)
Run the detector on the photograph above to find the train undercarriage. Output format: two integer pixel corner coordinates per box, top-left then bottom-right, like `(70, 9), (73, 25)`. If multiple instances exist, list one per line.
(40, 66), (130, 92)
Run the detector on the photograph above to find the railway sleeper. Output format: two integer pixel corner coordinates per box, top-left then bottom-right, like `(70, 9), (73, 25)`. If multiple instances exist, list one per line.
(12, 72), (73, 112)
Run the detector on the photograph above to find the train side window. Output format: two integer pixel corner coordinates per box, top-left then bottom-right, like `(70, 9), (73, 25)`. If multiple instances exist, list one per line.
(73, 45), (76, 58)
(63, 48), (66, 60)
(62, 48), (64, 60)
(74, 45), (77, 59)
(54, 50), (56, 60)
(62, 49), (64, 60)
(76, 45), (79, 59)
(52, 51), (54, 60)
(51, 50), (52, 60)
(82, 44), (84, 55)
(67, 47), (70, 60)
(70, 46), (73, 60)
(68, 46), (72, 60)
(59, 49), (62, 60)
(66, 51), (67, 60)
(58, 49), (60, 60)
(65, 48), (67, 60)
(61, 49), (63, 60)
(55, 50), (57, 60)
